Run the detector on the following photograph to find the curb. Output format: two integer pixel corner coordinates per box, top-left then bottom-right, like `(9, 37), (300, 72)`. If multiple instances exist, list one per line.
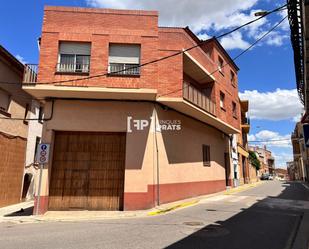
(147, 200), (199, 216)
(224, 181), (264, 195)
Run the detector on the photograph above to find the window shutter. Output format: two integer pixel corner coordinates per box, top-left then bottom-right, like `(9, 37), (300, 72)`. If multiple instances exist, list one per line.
(59, 42), (91, 55)
(109, 44), (140, 64)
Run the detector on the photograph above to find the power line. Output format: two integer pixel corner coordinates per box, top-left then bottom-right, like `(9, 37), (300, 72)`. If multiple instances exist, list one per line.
(249, 138), (291, 143)
(159, 15), (287, 98)
(0, 3), (287, 87)
(0, 5), (287, 122)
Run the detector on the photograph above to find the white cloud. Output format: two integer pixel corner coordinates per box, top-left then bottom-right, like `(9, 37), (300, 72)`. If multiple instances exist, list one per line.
(86, 0), (290, 50)
(272, 151), (293, 168)
(197, 33), (211, 41)
(239, 89), (303, 121)
(15, 54), (27, 64)
(220, 31), (251, 50)
(86, 0), (258, 32)
(265, 32), (289, 46)
(249, 130), (291, 148)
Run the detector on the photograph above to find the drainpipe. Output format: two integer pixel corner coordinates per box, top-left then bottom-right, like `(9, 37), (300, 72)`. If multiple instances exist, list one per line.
(153, 105), (160, 206)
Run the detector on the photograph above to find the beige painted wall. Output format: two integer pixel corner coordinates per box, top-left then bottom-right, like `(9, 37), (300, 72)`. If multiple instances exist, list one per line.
(38, 100), (228, 196)
(0, 59), (32, 138)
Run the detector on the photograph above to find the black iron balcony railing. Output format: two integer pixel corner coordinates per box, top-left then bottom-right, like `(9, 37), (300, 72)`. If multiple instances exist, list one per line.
(23, 64), (38, 84)
(183, 81), (216, 116)
(108, 63), (140, 76)
(242, 117), (250, 125)
(56, 63), (90, 73)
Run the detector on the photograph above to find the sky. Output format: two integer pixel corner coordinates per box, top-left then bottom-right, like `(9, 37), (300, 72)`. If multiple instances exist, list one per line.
(0, 0), (302, 168)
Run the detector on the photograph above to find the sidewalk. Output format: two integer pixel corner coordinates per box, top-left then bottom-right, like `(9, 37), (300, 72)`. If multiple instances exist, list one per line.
(0, 181), (265, 224)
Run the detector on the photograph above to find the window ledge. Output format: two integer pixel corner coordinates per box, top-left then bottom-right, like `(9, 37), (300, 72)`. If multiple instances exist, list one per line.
(233, 115), (238, 119)
(0, 110), (11, 118)
(55, 72), (90, 76)
(107, 73), (140, 78)
(220, 107), (226, 112)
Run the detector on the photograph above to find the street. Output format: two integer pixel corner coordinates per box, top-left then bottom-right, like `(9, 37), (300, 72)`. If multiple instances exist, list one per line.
(0, 180), (308, 249)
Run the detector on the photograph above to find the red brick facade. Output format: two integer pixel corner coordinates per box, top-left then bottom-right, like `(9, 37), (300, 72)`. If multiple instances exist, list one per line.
(38, 6), (240, 131)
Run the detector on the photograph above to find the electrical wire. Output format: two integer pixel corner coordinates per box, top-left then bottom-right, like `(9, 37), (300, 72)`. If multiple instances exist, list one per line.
(0, 3), (287, 87)
(0, 4), (288, 121)
(158, 15), (287, 97)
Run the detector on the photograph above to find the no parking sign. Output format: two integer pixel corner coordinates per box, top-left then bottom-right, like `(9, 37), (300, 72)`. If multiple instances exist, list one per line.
(37, 143), (50, 164)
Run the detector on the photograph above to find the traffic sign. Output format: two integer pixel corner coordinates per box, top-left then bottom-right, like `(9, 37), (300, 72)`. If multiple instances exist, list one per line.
(36, 143), (50, 164)
(303, 124), (309, 148)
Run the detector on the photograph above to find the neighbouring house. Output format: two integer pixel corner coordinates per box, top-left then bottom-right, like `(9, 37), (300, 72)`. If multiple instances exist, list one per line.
(22, 6), (242, 214)
(291, 122), (308, 181)
(236, 99), (250, 185)
(287, 161), (296, 180)
(274, 168), (288, 179)
(0, 45), (33, 207)
(230, 99), (256, 186)
(249, 145), (275, 175)
(288, 0), (309, 121)
(23, 99), (43, 200)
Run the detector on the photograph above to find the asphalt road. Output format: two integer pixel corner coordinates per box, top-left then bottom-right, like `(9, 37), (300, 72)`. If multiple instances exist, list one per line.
(0, 181), (308, 249)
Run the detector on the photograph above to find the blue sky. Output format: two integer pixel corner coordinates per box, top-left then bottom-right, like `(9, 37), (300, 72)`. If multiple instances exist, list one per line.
(0, 0), (302, 167)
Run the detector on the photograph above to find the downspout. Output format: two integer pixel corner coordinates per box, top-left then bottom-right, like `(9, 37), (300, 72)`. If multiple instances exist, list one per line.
(154, 105), (160, 206)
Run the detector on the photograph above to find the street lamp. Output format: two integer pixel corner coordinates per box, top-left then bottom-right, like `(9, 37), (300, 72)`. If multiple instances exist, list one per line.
(254, 11), (269, 17)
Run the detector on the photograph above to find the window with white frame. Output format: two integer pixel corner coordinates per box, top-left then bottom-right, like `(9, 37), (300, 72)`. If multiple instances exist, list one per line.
(108, 44), (141, 75)
(220, 91), (225, 109)
(57, 42), (91, 73)
(218, 56), (224, 74)
(0, 88), (11, 113)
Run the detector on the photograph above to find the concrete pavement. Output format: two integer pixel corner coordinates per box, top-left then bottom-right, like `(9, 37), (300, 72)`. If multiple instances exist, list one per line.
(0, 181), (308, 249)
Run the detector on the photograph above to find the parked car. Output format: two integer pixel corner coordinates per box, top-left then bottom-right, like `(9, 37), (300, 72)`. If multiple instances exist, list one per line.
(261, 173), (270, 180)
(268, 174), (274, 180)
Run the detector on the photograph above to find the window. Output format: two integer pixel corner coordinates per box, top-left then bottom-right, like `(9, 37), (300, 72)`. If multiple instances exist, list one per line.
(218, 56), (224, 74)
(0, 88), (11, 114)
(230, 70), (236, 85)
(220, 92), (225, 109)
(232, 101), (237, 117)
(108, 44), (140, 76)
(202, 145), (211, 166)
(57, 42), (91, 73)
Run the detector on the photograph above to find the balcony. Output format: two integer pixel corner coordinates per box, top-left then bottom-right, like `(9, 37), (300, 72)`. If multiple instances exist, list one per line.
(108, 63), (140, 76)
(56, 63), (90, 74)
(241, 117), (250, 133)
(183, 81), (216, 116)
(23, 64), (38, 84)
(22, 63), (156, 101)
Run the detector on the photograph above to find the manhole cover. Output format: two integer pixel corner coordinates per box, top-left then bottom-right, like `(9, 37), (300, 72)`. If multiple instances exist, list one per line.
(193, 224), (230, 237)
(183, 221), (204, 226)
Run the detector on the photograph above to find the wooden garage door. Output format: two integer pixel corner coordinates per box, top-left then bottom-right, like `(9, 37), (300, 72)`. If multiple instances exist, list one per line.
(0, 133), (26, 207)
(49, 132), (126, 211)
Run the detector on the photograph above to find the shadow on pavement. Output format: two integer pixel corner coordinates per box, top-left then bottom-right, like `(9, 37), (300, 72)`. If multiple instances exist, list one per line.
(4, 206), (34, 217)
(165, 181), (307, 249)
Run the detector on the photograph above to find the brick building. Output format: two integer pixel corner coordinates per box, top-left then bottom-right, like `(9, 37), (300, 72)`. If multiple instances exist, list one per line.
(23, 6), (241, 214)
(249, 145), (275, 175)
(291, 122), (308, 181)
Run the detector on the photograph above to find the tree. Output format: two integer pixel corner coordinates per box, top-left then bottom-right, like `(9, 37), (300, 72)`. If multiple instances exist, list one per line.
(249, 151), (261, 170)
